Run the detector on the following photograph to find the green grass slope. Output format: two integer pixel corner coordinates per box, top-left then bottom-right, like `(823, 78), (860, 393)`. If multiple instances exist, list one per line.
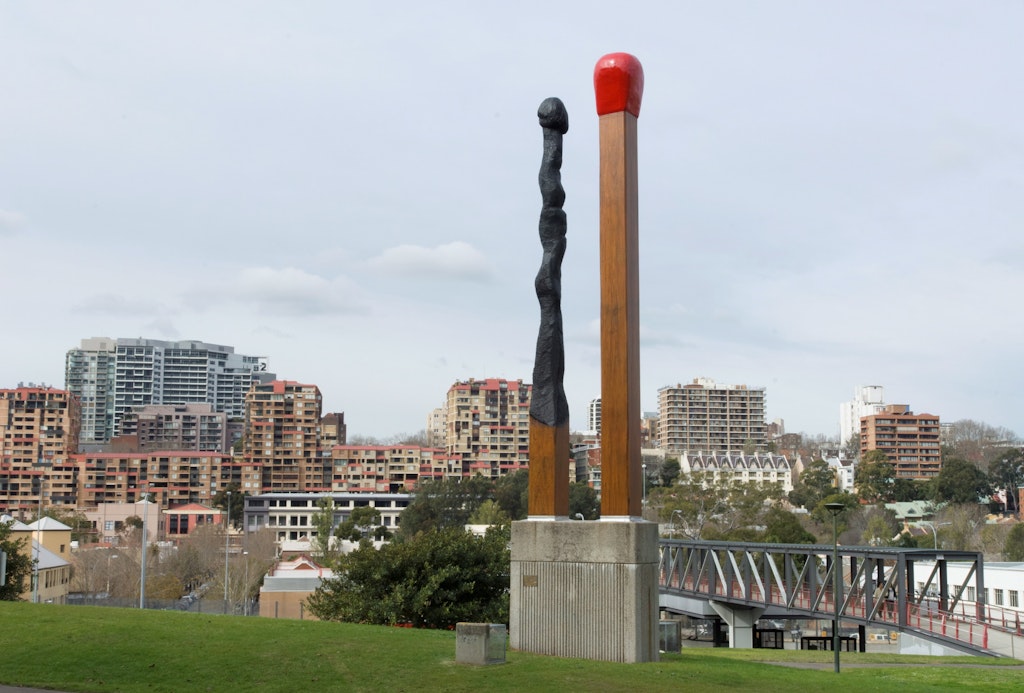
(1, 603), (1021, 692)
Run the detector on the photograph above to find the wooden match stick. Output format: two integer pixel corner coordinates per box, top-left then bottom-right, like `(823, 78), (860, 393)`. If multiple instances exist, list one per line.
(594, 53), (644, 518)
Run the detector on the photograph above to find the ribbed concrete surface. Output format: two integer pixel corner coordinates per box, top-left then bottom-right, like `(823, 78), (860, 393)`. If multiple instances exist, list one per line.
(510, 520), (659, 662)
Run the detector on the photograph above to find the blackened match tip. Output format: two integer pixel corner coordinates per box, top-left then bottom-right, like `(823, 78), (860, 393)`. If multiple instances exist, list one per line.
(538, 97), (569, 134)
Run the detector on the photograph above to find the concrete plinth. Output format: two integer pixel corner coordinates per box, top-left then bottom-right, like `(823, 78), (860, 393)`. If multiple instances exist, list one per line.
(510, 519), (659, 662)
(455, 623), (507, 665)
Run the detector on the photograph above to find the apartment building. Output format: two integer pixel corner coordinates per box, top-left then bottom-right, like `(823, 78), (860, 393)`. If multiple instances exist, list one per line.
(445, 378), (531, 478)
(0, 386), (81, 516)
(587, 398), (602, 435)
(839, 385), (887, 447)
(860, 405), (942, 479)
(657, 378), (767, 453)
(243, 381), (326, 493)
(425, 407), (446, 448)
(118, 404), (229, 453)
(330, 445), (463, 492)
(65, 337), (272, 443)
(65, 337), (117, 446)
(73, 451), (235, 508)
(640, 412), (659, 449)
(319, 412), (346, 448)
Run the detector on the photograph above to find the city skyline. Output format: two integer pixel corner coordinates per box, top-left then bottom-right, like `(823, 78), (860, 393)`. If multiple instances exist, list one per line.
(2, 3), (1022, 440)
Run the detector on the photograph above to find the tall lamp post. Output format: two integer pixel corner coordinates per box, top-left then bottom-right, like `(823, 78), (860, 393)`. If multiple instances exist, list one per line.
(825, 501), (845, 674)
(224, 491), (232, 613)
(242, 550), (249, 616)
(919, 521), (951, 549)
(138, 491), (151, 609)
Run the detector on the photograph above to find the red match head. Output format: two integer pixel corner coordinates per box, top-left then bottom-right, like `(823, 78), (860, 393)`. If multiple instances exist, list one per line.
(593, 53), (644, 117)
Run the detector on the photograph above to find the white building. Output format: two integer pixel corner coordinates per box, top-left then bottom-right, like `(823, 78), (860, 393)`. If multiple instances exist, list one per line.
(680, 451), (793, 494)
(243, 492), (409, 545)
(839, 385), (886, 447)
(66, 337), (274, 443)
(587, 398), (602, 435)
(912, 561), (1024, 619)
(824, 455), (856, 492)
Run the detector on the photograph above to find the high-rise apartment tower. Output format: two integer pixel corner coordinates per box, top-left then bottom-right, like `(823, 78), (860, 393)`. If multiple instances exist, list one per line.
(657, 378), (767, 453)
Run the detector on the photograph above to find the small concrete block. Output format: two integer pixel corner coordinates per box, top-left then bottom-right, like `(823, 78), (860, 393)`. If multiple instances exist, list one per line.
(456, 622), (507, 665)
(659, 620), (681, 653)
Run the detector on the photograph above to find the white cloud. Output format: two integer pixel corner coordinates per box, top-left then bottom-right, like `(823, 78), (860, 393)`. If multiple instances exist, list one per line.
(0, 209), (25, 234)
(226, 266), (368, 317)
(366, 241), (495, 282)
(72, 294), (173, 317)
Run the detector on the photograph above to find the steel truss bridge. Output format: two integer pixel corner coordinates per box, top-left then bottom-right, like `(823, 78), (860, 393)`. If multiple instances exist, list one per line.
(658, 539), (1024, 658)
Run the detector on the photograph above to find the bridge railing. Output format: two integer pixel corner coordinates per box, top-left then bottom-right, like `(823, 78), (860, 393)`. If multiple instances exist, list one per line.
(658, 539), (991, 652)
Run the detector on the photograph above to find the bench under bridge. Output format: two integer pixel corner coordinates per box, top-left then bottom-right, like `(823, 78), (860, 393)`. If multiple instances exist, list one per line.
(658, 539), (1024, 658)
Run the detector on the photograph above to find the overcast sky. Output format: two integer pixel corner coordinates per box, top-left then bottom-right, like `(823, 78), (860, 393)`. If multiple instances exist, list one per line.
(2, 2), (1022, 440)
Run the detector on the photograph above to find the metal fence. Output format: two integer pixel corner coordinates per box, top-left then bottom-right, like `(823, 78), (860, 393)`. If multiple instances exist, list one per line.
(65, 594), (259, 616)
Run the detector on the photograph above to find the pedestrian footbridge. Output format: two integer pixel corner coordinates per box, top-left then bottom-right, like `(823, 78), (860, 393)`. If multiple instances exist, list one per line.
(658, 539), (1024, 658)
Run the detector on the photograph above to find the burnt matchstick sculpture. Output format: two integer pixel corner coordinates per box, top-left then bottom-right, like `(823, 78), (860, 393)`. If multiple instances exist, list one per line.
(528, 97), (570, 518)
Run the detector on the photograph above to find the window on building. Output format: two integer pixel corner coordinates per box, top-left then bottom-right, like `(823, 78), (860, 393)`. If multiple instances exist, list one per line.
(1010, 591), (1019, 608)
(967, 586), (976, 601)
(995, 589), (1004, 606)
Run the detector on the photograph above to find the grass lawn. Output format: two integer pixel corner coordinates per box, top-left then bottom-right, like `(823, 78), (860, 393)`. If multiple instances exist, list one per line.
(2, 602), (1022, 692)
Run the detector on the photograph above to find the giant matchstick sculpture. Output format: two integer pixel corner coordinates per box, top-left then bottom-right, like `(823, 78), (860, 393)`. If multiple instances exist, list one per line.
(511, 53), (658, 663)
(528, 97), (571, 518)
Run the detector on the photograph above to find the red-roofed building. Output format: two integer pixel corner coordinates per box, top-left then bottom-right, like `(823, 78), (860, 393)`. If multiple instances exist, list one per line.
(0, 385), (80, 517)
(243, 381), (326, 493)
(445, 378), (531, 478)
(163, 502), (225, 536)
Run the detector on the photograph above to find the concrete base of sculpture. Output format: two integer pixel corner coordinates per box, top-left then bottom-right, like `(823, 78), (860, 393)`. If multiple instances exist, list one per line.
(509, 519), (660, 663)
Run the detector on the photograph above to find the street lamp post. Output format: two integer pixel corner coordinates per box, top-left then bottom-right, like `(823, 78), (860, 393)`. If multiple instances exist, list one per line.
(243, 550), (249, 616)
(825, 501), (845, 674)
(224, 491), (231, 613)
(139, 491), (151, 609)
(919, 521), (951, 550)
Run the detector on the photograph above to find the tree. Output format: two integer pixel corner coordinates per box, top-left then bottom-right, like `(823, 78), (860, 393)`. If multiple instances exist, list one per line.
(1004, 523), (1024, 561)
(810, 492), (860, 538)
(859, 506), (900, 546)
(651, 473), (781, 540)
(311, 497), (338, 559)
(397, 476), (494, 537)
(989, 449), (1024, 515)
(855, 450), (896, 503)
(468, 500), (510, 526)
(762, 507), (816, 545)
(788, 459), (836, 509)
(944, 419), (1020, 468)
(650, 471), (729, 539)
(307, 526), (510, 628)
(891, 477), (929, 502)
(494, 469), (529, 521)
(212, 484), (245, 528)
(932, 457), (991, 505)
(335, 506), (384, 542)
(42, 508), (95, 544)
(934, 504), (988, 552)
(569, 482), (600, 520)
(659, 457), (680, 487)
(0, 519), (33, 600)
